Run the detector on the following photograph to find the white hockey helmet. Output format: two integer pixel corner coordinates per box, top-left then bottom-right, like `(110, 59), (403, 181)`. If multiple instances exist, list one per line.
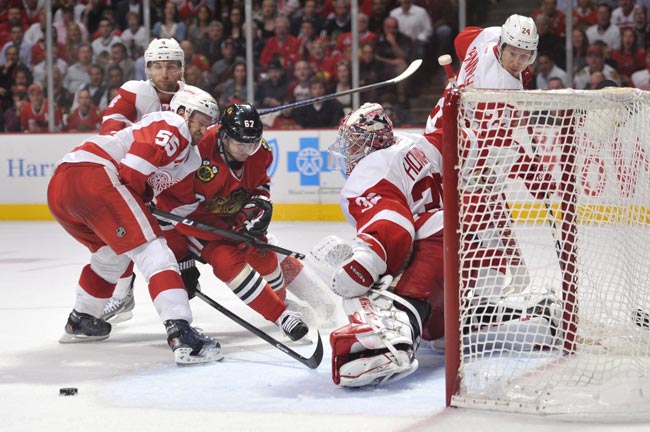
(499, 14), (538, 64)
(170, 84), (220, 125)
(144, 38), (185, 72)
(328, 102), (394, 175)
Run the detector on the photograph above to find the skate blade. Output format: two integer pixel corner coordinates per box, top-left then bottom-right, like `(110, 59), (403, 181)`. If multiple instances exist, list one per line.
(174, 347), (224, 365)
(105, 311), (134, 324)
(59, 332), (110, 344)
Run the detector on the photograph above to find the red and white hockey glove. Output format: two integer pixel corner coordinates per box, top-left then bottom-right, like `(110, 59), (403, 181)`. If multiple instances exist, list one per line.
(510, 150), (557, 200)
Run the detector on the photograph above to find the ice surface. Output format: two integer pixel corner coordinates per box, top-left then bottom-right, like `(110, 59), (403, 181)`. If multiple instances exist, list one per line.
(1, 222), (647, 432)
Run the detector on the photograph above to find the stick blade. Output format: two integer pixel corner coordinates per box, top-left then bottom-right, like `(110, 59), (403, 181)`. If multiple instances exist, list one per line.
(390, 59), (422, 84)
(305, 331), (324, 369)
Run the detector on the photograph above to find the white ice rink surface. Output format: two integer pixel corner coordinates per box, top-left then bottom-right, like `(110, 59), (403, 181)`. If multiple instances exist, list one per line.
(1, 221), (649, 432)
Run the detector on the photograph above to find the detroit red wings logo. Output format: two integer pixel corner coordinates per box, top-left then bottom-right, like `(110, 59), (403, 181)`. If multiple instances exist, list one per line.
(148, 170), (178, 195)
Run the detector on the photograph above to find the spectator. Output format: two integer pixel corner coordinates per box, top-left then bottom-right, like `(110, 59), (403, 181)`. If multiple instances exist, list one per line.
(574, 43), (621, 89)
(23, 7), (45, 47)
(3, 86), (27, 132)
(185, 64), (208, 91)
(612, 0), (636, 30)
(32, 35), (68, 88)
(82, 0), (109, 35)
(255, 58), (289, 111)
(218, 61), (251, 107)
(63, 22), (87, 64)
(178, 0), (210, 22)
(180, 39), (211, 84)
(429, 0), (456, 61)
(374, 16), (413, 106)
(359, 42), (386, 103)
(106, 64), (125, 89)
(107, 42), (135, 82)
(290, 0), (324, 36)
(389, 0), (432, 63)
(257, 0), (279, 41)
(610, 27), (645, 86)
(10, 68), (33, 96)
(587, 70), (606, 88)
(532, 0), (566, 37)
(196, 20), (225, 65)
(222, 6), (245, 53)
(114, 0), (146, 32)
(48, 65), (74, 114)
(573, 0), (598, 31)
(0, 8), (26, 45)
(572, 27), (590, 74)
(633, 5), (650, 50)
(187, 4), (214, 46)
(630, 49), (650, 89)
(296, 17), (319, 59)
(260, 16), (302, 70)
(547, 76), (566, 89)
(0, 25), (32, 66)
(91, 17), (123, 62)
(208, 37), (245, 98)
(120, 12), (148, 58)
(534, 52), (569, 89)
(306, 37), (337, 83)
(64, 43), (93, 95)
(536, 13), (566, 70)
(22, 0), (40, 26)
(323, 0), (352, 42)
(74, 64), (110, 112)
(368, 0), (390, 34)
(380, 93), (414, 127)
(331, 60), (352, 113)
(153, 1), (186, 41)
(0, 44), (31, 110)
(54, 5), (89, 46)
(292, 75), (344, 128)
(334, 12), (375, 56)
(287, 59), (313, 102)
(586, 4), (622, 51)
(20, 83), (63, 132)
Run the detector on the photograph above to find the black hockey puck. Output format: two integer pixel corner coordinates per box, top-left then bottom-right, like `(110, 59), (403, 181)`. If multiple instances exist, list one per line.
(59, 387), (78, 396)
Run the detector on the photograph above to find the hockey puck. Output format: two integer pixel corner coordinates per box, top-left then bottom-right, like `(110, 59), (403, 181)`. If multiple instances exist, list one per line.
(59, 387), (78, 396)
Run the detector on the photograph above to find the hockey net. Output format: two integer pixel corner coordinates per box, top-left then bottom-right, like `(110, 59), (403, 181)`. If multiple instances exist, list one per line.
(442, 88), (650, 416)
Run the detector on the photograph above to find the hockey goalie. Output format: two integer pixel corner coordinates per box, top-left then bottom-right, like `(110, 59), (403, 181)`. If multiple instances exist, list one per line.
(317, 102), (445, 387)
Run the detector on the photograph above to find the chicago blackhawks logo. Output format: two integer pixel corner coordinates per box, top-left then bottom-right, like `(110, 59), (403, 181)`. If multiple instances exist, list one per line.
(196, 159), (218, 183)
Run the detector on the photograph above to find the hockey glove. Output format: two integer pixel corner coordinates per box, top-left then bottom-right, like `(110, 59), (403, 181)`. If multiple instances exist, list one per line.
(179, 258), (201, 299)
(510, 150), (557, 200)
(234, 195), (273, 237)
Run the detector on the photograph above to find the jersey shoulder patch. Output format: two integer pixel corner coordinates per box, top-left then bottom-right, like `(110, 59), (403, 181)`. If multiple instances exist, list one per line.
(260, 137), (271, 152)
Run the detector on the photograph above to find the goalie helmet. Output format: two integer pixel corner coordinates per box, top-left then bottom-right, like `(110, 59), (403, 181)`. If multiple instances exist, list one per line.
(328, 102), (394, 175)
(499, 14), (538, 64)
(170, 84), (219, 124)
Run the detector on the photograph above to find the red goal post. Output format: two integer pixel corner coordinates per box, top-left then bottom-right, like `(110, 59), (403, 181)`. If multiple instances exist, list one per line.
(442, 87), (650, 416)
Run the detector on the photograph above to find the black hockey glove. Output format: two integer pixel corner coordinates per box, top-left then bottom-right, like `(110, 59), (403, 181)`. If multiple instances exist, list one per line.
(179, 258), (201, 299)
(235, 195), (273, 237)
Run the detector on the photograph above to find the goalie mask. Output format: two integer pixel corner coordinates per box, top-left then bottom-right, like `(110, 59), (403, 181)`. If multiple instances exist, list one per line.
(170, 85), (219, 122)
(498, 14), (538, 66)
(328, 102), (394, 176)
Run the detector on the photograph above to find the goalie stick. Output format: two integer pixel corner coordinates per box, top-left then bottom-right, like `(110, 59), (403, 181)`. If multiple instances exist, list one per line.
(195, 289), (324, 369)
(258, 59), (422, 115)
(151, 208), (306, 259)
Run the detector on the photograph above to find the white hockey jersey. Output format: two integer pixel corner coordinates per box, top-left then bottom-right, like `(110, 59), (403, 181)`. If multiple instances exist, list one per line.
(340, 132), (443, 275)
(60, 111), (200, 200)
(100, 80), (174, 135)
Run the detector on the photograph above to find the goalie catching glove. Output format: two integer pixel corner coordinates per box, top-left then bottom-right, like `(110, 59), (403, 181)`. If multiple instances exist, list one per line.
(330, 234), (387, 298)
(234, 195), (273, 237)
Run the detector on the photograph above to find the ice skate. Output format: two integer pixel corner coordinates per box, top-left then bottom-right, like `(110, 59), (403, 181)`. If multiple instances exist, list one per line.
(276, 309), (309, 342)
(59, 310), (112, 343)
(164, 319), (223, 365)
(101, 274), (135, 323)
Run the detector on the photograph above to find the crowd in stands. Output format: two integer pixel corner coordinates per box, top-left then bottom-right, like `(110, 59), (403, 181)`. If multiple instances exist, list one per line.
(529, 0), (650, 90)
(0, 0), (459, 133)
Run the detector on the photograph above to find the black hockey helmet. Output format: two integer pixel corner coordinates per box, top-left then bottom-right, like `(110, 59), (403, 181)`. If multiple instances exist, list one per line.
(220, 103), (263, 143)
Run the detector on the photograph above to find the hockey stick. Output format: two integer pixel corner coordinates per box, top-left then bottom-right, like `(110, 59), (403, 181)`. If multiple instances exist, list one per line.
(258, 59), (423, 115)
(151, 208), (306, 259)
(194, 289), (324, 369)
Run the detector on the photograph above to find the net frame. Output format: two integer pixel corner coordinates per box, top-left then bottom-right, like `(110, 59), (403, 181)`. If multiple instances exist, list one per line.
(442, 87), (650, 416)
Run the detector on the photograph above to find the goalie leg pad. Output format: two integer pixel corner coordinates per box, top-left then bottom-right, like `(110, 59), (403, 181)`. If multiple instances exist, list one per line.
(330, 323), (418, 387)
